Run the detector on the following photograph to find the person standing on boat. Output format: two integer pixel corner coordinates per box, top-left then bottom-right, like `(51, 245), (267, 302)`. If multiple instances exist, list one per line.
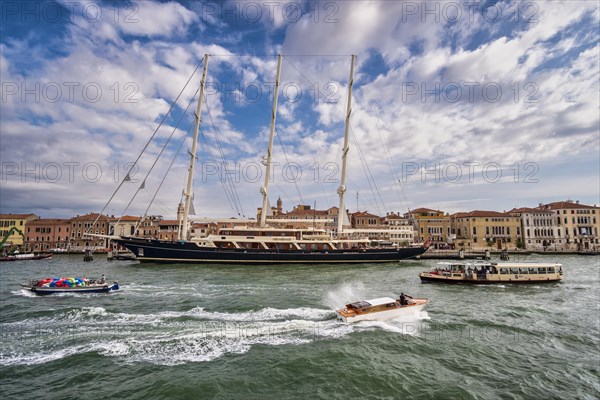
(399, 293), (406, 305)
(99, 274), (105, 284)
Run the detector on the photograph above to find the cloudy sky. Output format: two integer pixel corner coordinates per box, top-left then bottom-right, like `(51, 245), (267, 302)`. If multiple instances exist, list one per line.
(1, 0), (599, 219)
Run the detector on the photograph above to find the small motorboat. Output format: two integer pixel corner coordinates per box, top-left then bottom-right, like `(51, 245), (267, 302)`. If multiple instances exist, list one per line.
(22, 277), (119, 295)
(335, 295), (428, 323)
(0, 253), (53, 262)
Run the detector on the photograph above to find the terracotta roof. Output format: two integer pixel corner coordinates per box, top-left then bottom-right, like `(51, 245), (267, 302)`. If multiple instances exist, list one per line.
(0, 213), (38, 219)
(451, 210), (513, 218)
(352, 211), (381, 218)
(27, 218), (70, 225)
(539, 201), (599, 210)
(70, 213), (112, 221)
(159, 220), (179, 225)
(508, 207), (553, 214)
(118, 215), (142, 222)
(409, 207), (443, 214)
(282, 209), (329, 216)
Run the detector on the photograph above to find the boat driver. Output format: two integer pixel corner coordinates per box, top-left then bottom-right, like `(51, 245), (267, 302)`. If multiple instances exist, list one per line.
(399, 293), (407, 306)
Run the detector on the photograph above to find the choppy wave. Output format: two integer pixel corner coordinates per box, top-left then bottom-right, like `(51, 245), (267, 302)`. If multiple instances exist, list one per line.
(0, 305), (430, 366)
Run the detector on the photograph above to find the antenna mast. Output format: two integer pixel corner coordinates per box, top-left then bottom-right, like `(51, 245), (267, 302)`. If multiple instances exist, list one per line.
(337, 54), (356, 235)
(260, 54), (283, 227)
(180, 54), (209, 241)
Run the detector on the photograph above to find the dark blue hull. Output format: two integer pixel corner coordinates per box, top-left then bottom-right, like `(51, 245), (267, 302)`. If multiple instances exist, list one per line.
(115, 237), (427, 264)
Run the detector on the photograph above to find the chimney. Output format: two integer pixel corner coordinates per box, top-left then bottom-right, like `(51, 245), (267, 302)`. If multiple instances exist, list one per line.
(576, 200), (579, 204)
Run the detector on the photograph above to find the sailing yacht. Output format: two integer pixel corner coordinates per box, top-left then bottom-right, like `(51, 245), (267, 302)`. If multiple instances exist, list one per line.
(108, 54), (429, 263)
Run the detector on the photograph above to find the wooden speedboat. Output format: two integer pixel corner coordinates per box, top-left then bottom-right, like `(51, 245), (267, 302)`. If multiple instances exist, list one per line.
(1, 253), (52, 262)
(335, 296), (428, 323)
(22, 277), (119, 295)
(420, 262), (563, 284)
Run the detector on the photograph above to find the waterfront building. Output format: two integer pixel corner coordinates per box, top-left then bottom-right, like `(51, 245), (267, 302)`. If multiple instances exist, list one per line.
(24, 218), (71, 252)
(450, 210), (521, 250)
(256, 196), (284, 223)
(265, 202), (340, 231)
(109, 215), (142, 237)
(404, 208), (451, 248)
(158, 219), (180, 241)
(508, 208), (560, 250)
(345, 211), (415, 246)
(69, 213), (112, 250)
(0, 213), (39, 247)
(537, 200), (600, 251)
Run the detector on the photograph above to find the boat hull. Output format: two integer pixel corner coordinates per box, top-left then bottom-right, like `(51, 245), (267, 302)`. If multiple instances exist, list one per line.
(336, 300), (428, 323)
(419, 274), (562, 284)
(24, 283), (120, 295)
(114, 237), (427, 264)
(1, 253), (53, 262)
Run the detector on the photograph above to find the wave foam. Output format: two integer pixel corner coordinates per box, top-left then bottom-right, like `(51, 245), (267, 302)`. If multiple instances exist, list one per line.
(0, 305), (428, 366)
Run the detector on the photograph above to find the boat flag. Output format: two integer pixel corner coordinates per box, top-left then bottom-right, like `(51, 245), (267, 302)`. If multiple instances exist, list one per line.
(123, 173), (131, 182)
(139, 180), (145, 190)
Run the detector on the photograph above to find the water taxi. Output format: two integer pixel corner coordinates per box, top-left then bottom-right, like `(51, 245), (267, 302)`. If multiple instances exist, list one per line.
(335, 295), (429, 323)
(419, 262), (563, 284)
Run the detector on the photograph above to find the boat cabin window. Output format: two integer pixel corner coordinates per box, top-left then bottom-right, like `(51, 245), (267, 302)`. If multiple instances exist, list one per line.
(452, 273), (462, 277)
(538, 267), (546, 274)
(528, 267), (537, 274)
(500, 268), (508, 274)
(547, 267), (555, 273)
(510, 268), (519, 274)
(519, 268), (528, 274)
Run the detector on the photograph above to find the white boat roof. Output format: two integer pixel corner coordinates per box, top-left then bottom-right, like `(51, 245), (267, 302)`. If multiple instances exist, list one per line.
(365, 297), (397, 306)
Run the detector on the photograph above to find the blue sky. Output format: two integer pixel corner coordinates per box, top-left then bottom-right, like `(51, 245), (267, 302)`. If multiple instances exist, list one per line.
(1, 0), (599, 219)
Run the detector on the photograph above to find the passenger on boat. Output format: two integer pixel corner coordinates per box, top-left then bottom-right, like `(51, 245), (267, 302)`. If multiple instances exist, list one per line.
(98, 274), (106, 284)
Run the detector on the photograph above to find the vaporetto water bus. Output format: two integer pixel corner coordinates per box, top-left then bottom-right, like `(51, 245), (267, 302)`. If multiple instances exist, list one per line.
(420, 262), (563, 284)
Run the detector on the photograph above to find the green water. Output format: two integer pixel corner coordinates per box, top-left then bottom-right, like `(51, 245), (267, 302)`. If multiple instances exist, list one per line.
(1, 254), (598, 399)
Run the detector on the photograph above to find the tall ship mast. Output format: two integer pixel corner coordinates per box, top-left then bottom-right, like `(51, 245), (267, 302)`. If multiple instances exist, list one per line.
(108, 54), (429, 263)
